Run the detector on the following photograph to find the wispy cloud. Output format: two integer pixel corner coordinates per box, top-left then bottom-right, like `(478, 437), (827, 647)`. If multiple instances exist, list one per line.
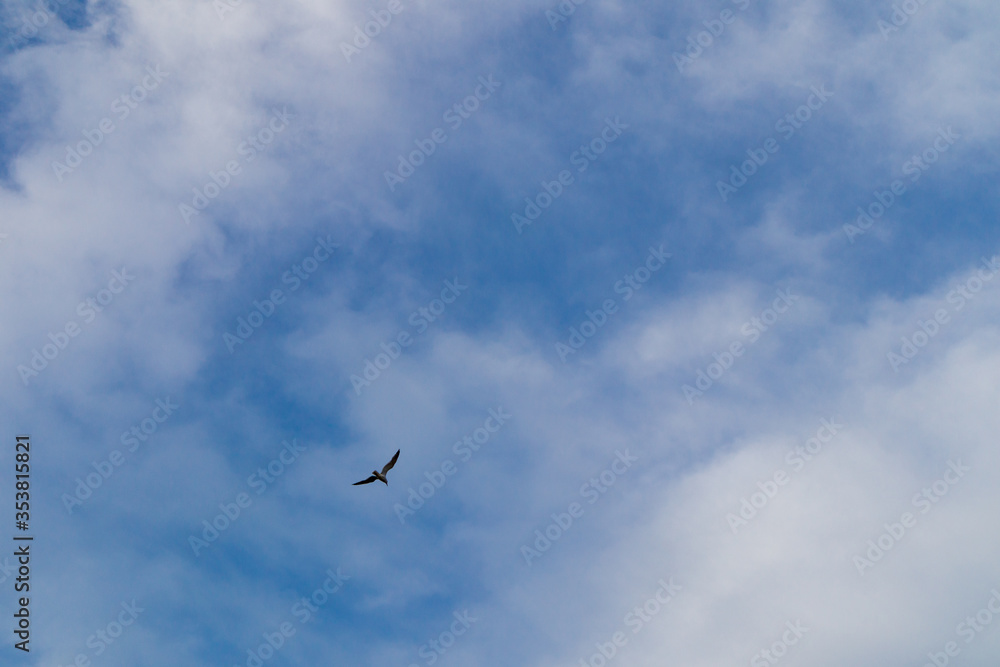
(1, 0), (999, 664)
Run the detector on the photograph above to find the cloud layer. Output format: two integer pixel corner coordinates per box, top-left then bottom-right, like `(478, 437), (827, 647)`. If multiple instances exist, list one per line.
(1, 0), (999, 665)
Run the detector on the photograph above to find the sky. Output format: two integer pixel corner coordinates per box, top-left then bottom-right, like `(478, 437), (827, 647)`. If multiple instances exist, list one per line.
(1, 0), (1000, 665)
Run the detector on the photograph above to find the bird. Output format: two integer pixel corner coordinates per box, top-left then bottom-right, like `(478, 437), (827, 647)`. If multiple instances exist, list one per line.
(352, 449), (400, 486)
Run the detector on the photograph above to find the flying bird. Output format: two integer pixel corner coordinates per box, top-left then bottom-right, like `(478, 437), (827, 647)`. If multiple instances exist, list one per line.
(352, 449), (400, 486)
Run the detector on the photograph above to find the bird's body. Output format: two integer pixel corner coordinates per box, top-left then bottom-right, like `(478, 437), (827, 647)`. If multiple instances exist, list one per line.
(353, 449), (400, 486)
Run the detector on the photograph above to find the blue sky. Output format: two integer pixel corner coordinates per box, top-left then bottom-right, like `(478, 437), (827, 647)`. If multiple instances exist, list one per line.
(2, 0), (1000, 665)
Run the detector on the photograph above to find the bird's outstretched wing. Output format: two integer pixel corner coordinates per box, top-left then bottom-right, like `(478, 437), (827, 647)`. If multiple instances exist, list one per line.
(381, 449), (400, 475)
(353, 475), (378, 486)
